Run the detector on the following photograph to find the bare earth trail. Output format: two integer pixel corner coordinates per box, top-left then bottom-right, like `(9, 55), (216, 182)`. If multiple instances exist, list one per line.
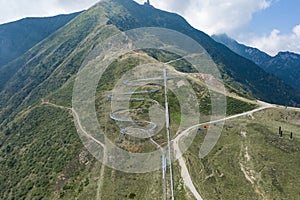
(42, 101), (106, 200)
(172, 101), (275, 200)
(43, 100), (300, 200)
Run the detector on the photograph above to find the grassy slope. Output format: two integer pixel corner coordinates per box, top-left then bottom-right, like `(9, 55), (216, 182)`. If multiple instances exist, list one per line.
(2, 91), (298, 199)
(0, 1), (299, 200)
(0, 106), (87, 199)
(0, 12), (81, 68)
(0, 47), (259, 199)
(0, 5), (119, 126)
(185, 108), (300, 200)
(107, 0), (300, 106)
(94, 52), (259, 199)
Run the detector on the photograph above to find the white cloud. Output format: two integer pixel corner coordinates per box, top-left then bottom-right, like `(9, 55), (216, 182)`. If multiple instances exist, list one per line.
(135, 0), (271, 35)
(2, 0), (297, 56)
(1, 0), (271, 35)
(293, 24), (300, 37)
(243, 24), (300, 56)
(0, 0), (99, 24)
(183, 0), (271, 35)
(137, 0), (300, 55)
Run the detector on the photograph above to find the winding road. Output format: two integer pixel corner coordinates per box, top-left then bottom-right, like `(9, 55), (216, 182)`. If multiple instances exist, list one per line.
(172, 101), (274, 200)
(44, 96), (283, 200)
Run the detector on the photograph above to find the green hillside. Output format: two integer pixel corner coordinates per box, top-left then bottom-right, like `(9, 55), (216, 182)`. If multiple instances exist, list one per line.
(0, 12), (81, 68)
(0, 6), (119, 125)
(185, 108), (300, 200)
(0, 0), (300, 199)
(213, 34), (300, 92)
(104, 0), (300, 106)
(1, 0), (300, 128)
(0, 51), (261, 199)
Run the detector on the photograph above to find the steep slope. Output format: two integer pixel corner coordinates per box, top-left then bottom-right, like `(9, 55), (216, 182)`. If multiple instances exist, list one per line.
(184, 107), (300, 200)
(213, 34), (300, 91)
(212, 34), (272, 66)
(265, 52), (300, 91)
(0, 1), (300, 199)
(0, 12), (81, 91)
(104, 0), (300, 106)
(1, 0), (300, 128)
(0, 6), (120, 125)
(0, 5), (121, 199)
(0, 12), (81, 68)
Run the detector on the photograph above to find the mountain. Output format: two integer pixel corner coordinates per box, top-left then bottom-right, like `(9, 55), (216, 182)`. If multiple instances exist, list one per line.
(0, 12), (81, 68)
(0, 0), (300, 199)
(212, 34), (272, 66)
(1, 0), (300, 124)
(213, 34), (300, 91)
(265, 52), (300, 91)
(104, 0), (300, 106)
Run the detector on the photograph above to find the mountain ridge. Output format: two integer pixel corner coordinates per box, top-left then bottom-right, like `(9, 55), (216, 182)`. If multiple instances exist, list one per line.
(1, 0), (300, 128)
(0, 12), (82, 68)
(213, 34), (300, 91)
(104, 0), (300, 105)
(0, 1), (300, 199)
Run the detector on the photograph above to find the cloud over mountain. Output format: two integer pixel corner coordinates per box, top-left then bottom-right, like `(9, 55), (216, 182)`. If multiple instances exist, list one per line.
(135, 0), (271, 34)
(244, 24), (300, 56)
(0, 0), (98, 24)
(1, 0), (299, 55)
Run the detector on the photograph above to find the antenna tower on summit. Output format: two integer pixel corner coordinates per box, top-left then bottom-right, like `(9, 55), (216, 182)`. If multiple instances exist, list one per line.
(144, 0), (151, 6)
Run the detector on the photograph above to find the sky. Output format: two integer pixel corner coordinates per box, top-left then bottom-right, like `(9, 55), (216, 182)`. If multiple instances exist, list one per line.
(0, 0), (299, 56)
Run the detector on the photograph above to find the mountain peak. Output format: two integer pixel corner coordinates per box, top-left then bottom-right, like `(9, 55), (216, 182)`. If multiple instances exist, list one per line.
(276, 51), (300, 59)
(212, 33), (236, 43)
(144, 0), (151, 6)
(213, 34), (300, 91)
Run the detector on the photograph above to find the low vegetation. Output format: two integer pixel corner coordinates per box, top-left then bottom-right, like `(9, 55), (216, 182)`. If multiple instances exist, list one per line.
(185, 108), (300, 200)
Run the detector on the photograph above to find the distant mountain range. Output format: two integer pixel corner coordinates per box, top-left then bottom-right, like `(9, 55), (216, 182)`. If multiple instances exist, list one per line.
(213, 34), (300, 92)
(0, 12), (81, 68)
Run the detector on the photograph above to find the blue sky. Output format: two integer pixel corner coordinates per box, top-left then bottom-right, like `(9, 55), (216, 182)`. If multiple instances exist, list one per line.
(0, 0), (299, 56)
(233, 0), (300, 55)
(247, 0), (300, 35)
(135, 0), (300, 56)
